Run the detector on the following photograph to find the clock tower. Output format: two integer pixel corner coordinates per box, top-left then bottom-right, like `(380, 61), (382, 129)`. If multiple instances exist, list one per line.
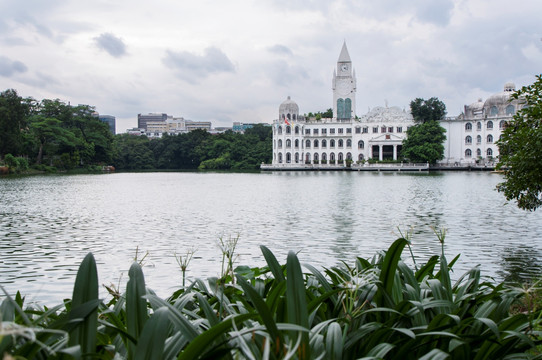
(332, 41), (356, 120)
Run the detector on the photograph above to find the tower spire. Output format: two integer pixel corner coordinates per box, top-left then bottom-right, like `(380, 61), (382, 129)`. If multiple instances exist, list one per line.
(338, 41), (351, 63)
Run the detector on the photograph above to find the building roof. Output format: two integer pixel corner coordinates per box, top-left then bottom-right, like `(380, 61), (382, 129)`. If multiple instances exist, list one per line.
(337, 41), (351, 63)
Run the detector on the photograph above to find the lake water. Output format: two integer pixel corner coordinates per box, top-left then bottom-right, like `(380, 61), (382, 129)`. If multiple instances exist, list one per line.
(1, 171), (542, 305)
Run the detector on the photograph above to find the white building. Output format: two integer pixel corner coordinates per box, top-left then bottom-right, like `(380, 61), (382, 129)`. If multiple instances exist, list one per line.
(272, 42), (413, 166)
(271, 42), (521, 168)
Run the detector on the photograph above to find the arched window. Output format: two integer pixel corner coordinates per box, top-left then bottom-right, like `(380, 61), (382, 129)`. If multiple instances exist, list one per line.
(344, 98), (352, 119)
(506, 105), (515, 115)
(321, 152), (327, 161)
(487, 148), (493, 156)
(465, 149), (472, 158)
(322, 139), (327, 148)
(330, 139), (335, 148)
(330, 152), (335, 161)
(287, 113), (291, 120)
(286, 126), (291, 134)
(314, 139), (319, 148)
(465, 136), (472, 144)
(499, 120), (505, 129)
(476, 135), (482, 144)
(295, 126), (299, 134)
(477, 148), (481, 156)
(338, 153), (344, 161)
(295, 152), (299, 163)
(286, 152), (291, 163)
(313, 153), (319, 162)
(346, 139), (352, 147)
(278, 139), (282, 148)
(338, 139), (344, 147)
(358, 154), (364, 161)
(487, 134), (493, 143)
(305, 153), (310, 163)
(286, 139), (291, 148)
(358, 140), (365, 149)
(337, 98), (345, 119)
(278, 126), (282, 135)
(346, 152), (352, 160)
(477, 122), (482, 130)
(487, 121), (493, 129)
(305, 139), (310, 148)
(294, 139), (299, 148)
(278, 153), (283, 163)
(490, 106), (498, 116)
(465, 122), (472, 131)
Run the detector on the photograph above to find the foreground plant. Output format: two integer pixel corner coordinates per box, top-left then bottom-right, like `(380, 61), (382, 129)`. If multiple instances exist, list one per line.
(1, 236), (541, 359)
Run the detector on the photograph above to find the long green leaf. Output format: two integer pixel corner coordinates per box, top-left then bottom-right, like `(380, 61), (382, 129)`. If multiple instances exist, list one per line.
(261, 245), (285, 282)
(376, 238), (408, 307)
(127, 262), (148, 357)
(135, 307), (170, 360)
(325, 322), (343, 360)
(68, 252), (99, 357)
(286, 250), (309, 359)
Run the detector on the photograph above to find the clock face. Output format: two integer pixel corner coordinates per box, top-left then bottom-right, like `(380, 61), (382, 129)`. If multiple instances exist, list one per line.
(341, 64), (348, 71)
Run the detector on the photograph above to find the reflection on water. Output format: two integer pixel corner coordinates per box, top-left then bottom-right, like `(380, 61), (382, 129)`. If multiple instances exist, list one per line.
(1, 171), (542, 305)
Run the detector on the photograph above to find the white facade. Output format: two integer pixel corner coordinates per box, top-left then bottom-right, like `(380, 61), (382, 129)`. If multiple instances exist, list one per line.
(272, 42), (413, 166)
(440, 83), (522, 166)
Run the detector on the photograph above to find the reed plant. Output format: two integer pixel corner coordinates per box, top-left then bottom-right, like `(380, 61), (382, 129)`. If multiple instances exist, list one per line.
(1, 235), (541, 359)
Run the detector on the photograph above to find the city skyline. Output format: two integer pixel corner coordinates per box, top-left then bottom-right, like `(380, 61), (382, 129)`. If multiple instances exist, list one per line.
(1, 0), (541, 133)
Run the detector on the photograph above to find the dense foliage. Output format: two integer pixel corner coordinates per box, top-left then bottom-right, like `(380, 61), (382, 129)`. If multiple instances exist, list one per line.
(1, 237), (541, 359)
(112, 125), (272, 171)
(0, 89), (272, 172)
(497, 74), (542, 211)
(410, 97), (447, 123)
(305, 108), (334, 120)
(402, 121), (447, 164)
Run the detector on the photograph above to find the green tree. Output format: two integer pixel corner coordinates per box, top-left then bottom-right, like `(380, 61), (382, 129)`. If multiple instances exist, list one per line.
(402, 120), (446, 164)
(0, 89), (30, 157)
(28, 115), (78, 165)
(497, 74), (542, 211)
(410, 97), (447, 123)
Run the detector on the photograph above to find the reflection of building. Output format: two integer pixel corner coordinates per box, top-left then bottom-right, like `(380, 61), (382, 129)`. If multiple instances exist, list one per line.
(271, 42), (413, 166)
(440, 83), (522, 165)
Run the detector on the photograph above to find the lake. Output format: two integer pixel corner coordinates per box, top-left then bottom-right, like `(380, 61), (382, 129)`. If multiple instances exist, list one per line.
(1, 171), (541, 305)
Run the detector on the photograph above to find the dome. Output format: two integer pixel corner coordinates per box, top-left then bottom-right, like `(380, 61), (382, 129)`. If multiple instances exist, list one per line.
(504, 82), (516, 92)
(279, 96), (299, 120)
(484, 85), (513, 108)
(469, 98), (484, 111)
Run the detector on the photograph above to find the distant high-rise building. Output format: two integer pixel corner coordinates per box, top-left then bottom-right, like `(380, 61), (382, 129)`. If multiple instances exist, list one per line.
(138, 113), (168, 130)
(98, 115), (116, 134)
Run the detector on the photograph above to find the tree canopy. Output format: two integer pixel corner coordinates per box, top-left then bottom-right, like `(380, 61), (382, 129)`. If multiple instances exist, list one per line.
(401, 98), (447, 164)
(497, 74), (542, 211)
(410, 97), (447, 123)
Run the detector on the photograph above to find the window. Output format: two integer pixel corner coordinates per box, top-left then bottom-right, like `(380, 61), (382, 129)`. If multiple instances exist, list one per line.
(286, 126), (291, 134)
(286, 152), (291, 163)
(330, 152), (335, 161)
(477, 148), (482, 156)
(305, 153), (310, 163)
(477, 135), (482, 144)
(295, 152), (299, 163)
(355, 127), (361, 134)
(338, 139), (344, 147)
(465, 149), (472, 158)
(487, 148), (493, 156)
(490, 106), (498, 116)
(477, 122), (482, 130)
(305, 139), (310, 148)
(321, 152), (327, 161)
(278, 126), (283, 134)
(286, 139), (291, 148)
(381, 126), (386, 133)
(305, 129), (310, 135)
(314, 139), (319, 148)
(322, 139), (327, 148)
(294, 139), (299, 148)
(338, 128), (344, 134)
(330, 128), (336, 134)
(487, 121), (493, 129)
(295, 126), (299, 134)
(499, 120), (505, 129)
(278, 139), (282, 148)
(397, 127), (402, 133)
(278, 153), (283, 163)
(506, 105), (515, 115)
(313, 128), (319, 135)
(313, 153), (319, 162)
(346, 128), (352, 134)
(465, 136), (472, 144)
(322, 128), (327, 134)
(330, 139), (335, 148)
(388, 127), (393, 133)
(487, 134), (493, 143)
(358, 140), (364, 149)
(465, 122), (472, 131)
(373, 127), (378, 133)
(346, 139), (352, 147)
(363, 127), (368, 133)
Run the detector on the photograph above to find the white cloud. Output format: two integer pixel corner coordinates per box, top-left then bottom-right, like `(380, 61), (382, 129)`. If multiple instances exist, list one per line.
(94, 33), (127, 57)
(0, 57), (27, 77)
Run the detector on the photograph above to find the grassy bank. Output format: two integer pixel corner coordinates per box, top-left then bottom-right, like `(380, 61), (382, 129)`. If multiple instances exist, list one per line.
(1, 237), (541, 359)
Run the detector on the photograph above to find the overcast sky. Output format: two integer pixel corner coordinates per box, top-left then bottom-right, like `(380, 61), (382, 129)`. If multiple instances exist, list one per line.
(1, 0), (541, 132)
